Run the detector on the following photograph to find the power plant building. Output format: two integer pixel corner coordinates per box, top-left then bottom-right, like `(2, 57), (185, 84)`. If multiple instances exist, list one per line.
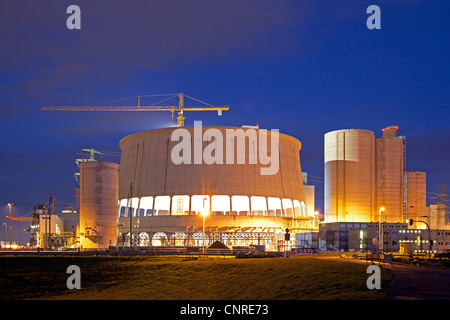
(324, 126), (425, 225)
(116, 125), (315, 250)
(324, 129), (376, 223)
(375, 126), (405, 223)
(79, 161), (119, 249)
(406, 171), (427, 229)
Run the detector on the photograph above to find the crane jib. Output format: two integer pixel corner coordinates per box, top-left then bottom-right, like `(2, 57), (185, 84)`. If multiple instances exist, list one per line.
(41, 94), (229, 127)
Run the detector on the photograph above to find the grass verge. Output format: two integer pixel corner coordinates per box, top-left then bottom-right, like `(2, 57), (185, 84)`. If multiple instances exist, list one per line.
(0, 255), (392, 300)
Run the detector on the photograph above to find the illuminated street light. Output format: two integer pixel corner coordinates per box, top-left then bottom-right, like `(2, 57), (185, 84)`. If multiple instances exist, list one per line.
(202, 198), (209, 254)
(2, 223), (6, 249)
(7, 203), (13, 248)
(378, 207), (385, 256)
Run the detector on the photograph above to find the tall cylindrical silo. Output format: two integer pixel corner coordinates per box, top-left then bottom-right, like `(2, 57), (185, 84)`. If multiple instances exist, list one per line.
(79, 161), (119, 249)
(406, 171), (427, 229)
(375, 136), (404, 223)
(324, 129), (376, 223)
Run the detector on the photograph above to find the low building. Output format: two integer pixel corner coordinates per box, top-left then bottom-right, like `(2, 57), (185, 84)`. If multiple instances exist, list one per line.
(296, 222), (450, 254)
(35, 210), (79, 249)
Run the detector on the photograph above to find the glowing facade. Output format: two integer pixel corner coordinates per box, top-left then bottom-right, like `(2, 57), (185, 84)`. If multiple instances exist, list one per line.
(79, 161), (119, 249)
(325, 126), (425, 225)
(375, 128), (405, 223)
(117, 126), (314, 250)
(324, 129), (376, 223)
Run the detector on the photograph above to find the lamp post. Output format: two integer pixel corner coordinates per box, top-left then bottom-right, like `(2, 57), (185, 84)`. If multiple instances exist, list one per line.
(3, 223), (6, 249)
(7, 203), (13, 248)
(378, 207), (385, 256)
(201, 198), (209, 254)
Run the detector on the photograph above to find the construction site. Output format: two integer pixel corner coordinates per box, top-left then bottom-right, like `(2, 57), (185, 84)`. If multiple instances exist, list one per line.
(2, 95), (449, 257)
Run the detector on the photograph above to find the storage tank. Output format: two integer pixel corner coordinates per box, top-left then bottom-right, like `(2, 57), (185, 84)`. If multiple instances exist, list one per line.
(116, 125), (308, 250)
(406, 171), (427, 229)
(324, 129), (376, 223)
(375, 134), (404, 223)
(79, 161), (119, 249)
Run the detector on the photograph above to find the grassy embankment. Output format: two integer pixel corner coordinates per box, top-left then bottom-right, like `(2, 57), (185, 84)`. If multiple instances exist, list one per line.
(0, 255), (391, 300)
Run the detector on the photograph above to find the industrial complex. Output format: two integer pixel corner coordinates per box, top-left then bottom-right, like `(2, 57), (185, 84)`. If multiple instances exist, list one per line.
(2, 98), (449, 256)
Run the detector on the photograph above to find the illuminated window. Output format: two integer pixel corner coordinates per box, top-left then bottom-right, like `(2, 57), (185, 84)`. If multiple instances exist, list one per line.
(300, 201), (307, 217)
(171, 195), (190, 215)
(268, 197), (282, 217)
(191, 195), (210, 215)
(140, 196), (154, 216)
(231, 196), (250, 216)
(118, 199), (128, 218)
(129, 197), (139, 217)
(251, 196), (267, 216)
(282, 198), (294, 217)
(211, 195), (230, 215)
(293, 200), (301, 217)
(154, 196), (170, 216)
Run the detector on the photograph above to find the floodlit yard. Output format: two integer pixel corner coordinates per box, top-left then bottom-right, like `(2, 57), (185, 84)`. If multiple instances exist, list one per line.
(0, 255), (391, 300)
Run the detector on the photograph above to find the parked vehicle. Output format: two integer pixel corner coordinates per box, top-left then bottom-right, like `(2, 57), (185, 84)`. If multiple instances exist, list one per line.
(434, 249), (450, 259)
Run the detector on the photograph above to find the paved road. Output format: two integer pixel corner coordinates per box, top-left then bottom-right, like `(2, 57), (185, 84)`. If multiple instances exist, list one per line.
(315, 256), (450, 300)
(386, 262), (450, 300)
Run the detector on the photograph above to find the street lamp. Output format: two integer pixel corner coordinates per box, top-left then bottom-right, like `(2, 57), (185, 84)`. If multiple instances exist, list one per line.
(378, 207), (385, 255)
(3, 223), (6, 249)
(7, 203), (13, 248)
(201, 198), (209, 253)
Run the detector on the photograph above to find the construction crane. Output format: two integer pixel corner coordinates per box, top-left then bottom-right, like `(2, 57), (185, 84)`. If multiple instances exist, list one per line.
(41, 93), (229, 127)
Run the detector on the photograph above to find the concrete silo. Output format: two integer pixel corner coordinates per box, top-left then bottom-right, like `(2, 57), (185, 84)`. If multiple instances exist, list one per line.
(324, 129), (376, 223)
(375, 126), (405, 223)
(79, 161), (119, 249)
(406, 171), (427, 229)
(116, 125), (310, 251)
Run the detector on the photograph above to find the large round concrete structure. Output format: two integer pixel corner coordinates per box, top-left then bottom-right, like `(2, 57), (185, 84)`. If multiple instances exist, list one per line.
(324, 129), (376, 223)
(117, 125), (311, 250)
(375, 136), (404, 223)
(79, 161), (119, 249)
(406, 171), (427, 229)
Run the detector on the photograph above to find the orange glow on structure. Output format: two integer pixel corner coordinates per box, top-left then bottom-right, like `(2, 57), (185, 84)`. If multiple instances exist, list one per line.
(382, 126), (399, 132)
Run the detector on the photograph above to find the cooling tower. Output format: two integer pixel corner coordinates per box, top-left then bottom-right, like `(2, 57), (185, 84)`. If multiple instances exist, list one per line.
(406, 171), (427, 229)
(375, 136), (404, 223)
(79, 161), (119, 249)
(324, 129), (376, 223)
(116, 125), (310, 250)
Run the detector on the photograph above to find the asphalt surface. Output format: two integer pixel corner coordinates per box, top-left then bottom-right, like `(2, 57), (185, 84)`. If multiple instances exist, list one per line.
(386, 262), (450, 300)
(316, 256), (450, 300)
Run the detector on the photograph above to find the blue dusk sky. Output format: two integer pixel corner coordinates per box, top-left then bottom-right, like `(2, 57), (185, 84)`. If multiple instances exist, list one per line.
(0, 1), (449, 244)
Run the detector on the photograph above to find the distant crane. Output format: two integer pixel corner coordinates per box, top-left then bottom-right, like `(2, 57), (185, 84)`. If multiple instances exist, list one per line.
(41, 93), (229, 127)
